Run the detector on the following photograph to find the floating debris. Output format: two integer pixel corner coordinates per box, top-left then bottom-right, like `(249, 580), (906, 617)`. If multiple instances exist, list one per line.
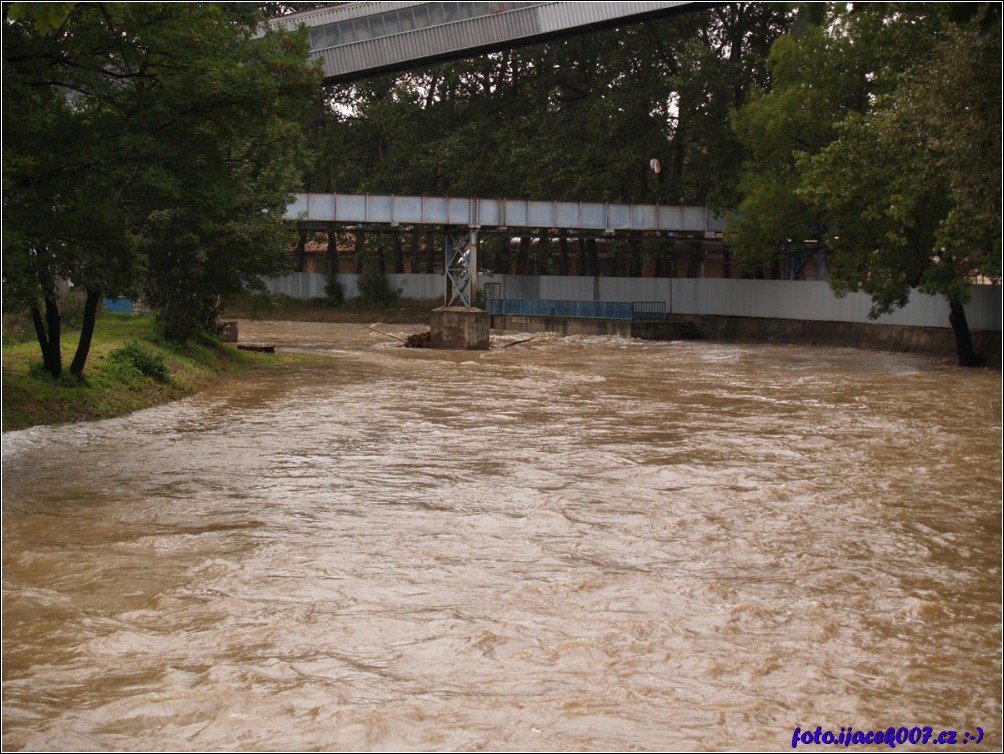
(404, 330), (432, 348)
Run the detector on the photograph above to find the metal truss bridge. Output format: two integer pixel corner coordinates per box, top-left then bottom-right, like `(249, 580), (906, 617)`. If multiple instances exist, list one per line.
(271, 2), (698, 83)
(286, 192), (723, 308)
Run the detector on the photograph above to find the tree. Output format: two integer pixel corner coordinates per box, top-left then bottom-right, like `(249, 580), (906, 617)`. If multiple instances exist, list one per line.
(305, 5), (786, 207)
(4, 2), (142, 376)
(3, 3), (320, 371)
(728, 4), (1001, 365)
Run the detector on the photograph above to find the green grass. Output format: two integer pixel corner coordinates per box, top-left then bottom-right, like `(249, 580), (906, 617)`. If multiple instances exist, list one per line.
(2, 313), (319, 432)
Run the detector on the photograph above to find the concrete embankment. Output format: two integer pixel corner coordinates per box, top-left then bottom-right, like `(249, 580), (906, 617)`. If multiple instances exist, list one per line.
(489, 314), (1001, 367)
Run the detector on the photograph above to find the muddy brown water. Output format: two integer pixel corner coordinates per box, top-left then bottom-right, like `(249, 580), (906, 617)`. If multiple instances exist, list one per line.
(3, 321), (1001, 751)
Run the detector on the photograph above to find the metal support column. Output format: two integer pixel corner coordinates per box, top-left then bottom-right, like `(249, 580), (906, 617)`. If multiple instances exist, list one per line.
(444, 227), (478, 307)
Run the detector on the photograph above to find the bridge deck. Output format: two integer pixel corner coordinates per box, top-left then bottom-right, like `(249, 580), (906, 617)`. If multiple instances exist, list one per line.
(286, 192), (723, 234)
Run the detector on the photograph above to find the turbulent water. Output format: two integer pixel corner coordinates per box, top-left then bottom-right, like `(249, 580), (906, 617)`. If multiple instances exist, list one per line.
(2, 321), (1001, 751)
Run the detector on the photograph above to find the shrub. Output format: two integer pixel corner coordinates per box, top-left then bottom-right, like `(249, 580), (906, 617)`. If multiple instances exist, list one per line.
(356, 271), (398, 304)
(107, 342), (172, 383)
(324, 275), (344, 308)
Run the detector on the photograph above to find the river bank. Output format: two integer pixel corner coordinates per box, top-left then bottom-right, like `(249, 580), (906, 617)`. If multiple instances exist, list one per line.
(1, 313), (322, 432)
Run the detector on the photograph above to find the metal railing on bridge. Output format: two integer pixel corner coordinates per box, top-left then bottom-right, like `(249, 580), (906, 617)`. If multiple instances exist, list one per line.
(485, 298), (666, 321)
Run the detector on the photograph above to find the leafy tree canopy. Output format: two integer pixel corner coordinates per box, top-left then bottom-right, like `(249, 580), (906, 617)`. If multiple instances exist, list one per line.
(727, 3), (1001, 364)
(3, 2), (321, 373)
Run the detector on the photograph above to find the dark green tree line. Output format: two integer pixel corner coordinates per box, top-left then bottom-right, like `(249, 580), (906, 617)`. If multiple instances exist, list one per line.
(3, 2), (320, 375)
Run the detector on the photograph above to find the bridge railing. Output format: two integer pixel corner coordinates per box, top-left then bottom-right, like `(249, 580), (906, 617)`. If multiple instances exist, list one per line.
(631, 301), (668, 321)
(486, 298), (666, 321)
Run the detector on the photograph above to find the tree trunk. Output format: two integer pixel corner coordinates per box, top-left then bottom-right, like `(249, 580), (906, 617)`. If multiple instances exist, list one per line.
(409, 230), (420, 274)
(326, 228), (338, 275)
(949, 297), (983, 367)
(295, 230), (307, 273)
(354, 231), (365, 274)
(426, 233), (437, 274)
(393, 234), (404, 274)
(69, 289), (102, 378)
(586, 238), (599, 276)
(31, 301), (61, 378)
(630, 239), (642, 277)
(32, 296), (64, 378)
(686, 241), (703, 278)
(495, 238), (510, 274)
(517, 236), (531, 275)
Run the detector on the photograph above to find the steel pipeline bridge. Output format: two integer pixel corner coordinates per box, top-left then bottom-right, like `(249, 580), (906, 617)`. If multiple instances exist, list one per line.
(270, 1), (699, 83)
(287, 192), (723, 307)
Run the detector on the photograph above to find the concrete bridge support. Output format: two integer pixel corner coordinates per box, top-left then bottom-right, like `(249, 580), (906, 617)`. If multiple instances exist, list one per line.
(430, 307), (490, 350)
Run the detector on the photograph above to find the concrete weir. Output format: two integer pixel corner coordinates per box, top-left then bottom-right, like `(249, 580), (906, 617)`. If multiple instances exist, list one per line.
(488, 314), (699, 341)
(430, 307), (490, 350)
(488, 312), (1001, 365)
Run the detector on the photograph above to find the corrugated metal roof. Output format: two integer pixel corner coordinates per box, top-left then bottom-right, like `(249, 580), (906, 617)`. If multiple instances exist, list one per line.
(271, 2), (696, 82)
(274, 2), (433, 30)
(286, 192), (724, 234)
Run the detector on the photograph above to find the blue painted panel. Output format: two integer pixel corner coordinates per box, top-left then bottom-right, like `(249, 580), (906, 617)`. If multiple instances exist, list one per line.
(103, 298), (132, 314)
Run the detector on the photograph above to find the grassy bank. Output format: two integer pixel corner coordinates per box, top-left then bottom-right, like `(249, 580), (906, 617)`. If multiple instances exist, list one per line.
(223, 293), (441, 325)
(2, 313), (309, 432)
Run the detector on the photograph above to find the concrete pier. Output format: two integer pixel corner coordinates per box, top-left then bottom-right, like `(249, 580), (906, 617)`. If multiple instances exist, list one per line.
(430, 307), (490, 350)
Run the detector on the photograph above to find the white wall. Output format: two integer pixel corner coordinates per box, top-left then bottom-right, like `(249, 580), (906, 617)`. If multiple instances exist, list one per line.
(262, 273), (1001, 332)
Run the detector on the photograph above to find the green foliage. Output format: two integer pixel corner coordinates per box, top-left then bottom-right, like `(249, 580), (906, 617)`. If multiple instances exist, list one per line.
(324, 276), (345, 308)
(304, 6), (787, 207)
(356, 271), (399, 304)
(106, 342), (172, 384)
(728, 3), (1001, 321)
(3, 2), (322, 370)
(6, 2), (76, 32)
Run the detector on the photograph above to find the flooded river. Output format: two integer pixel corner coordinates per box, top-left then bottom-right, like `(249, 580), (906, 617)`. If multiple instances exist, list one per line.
(3, 322), (1001, 751)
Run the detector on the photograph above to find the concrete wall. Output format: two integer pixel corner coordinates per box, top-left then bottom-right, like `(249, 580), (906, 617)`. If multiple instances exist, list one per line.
(489, 314), (634, 338)
(262, 272), (1001, 333)
(690, 314), (1001, 366)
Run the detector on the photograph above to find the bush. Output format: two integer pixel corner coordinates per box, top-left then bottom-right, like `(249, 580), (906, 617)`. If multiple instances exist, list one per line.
(324, 275), (344, 308)
(106, 341), (172, 384)
(356, 271), (398, 304)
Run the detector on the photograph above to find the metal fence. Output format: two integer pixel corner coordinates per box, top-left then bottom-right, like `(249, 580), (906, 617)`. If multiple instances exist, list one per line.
(632, 301), (667, 321)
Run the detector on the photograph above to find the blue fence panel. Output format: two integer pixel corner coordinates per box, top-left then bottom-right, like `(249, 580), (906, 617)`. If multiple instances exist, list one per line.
(103, 297), (132, 314)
